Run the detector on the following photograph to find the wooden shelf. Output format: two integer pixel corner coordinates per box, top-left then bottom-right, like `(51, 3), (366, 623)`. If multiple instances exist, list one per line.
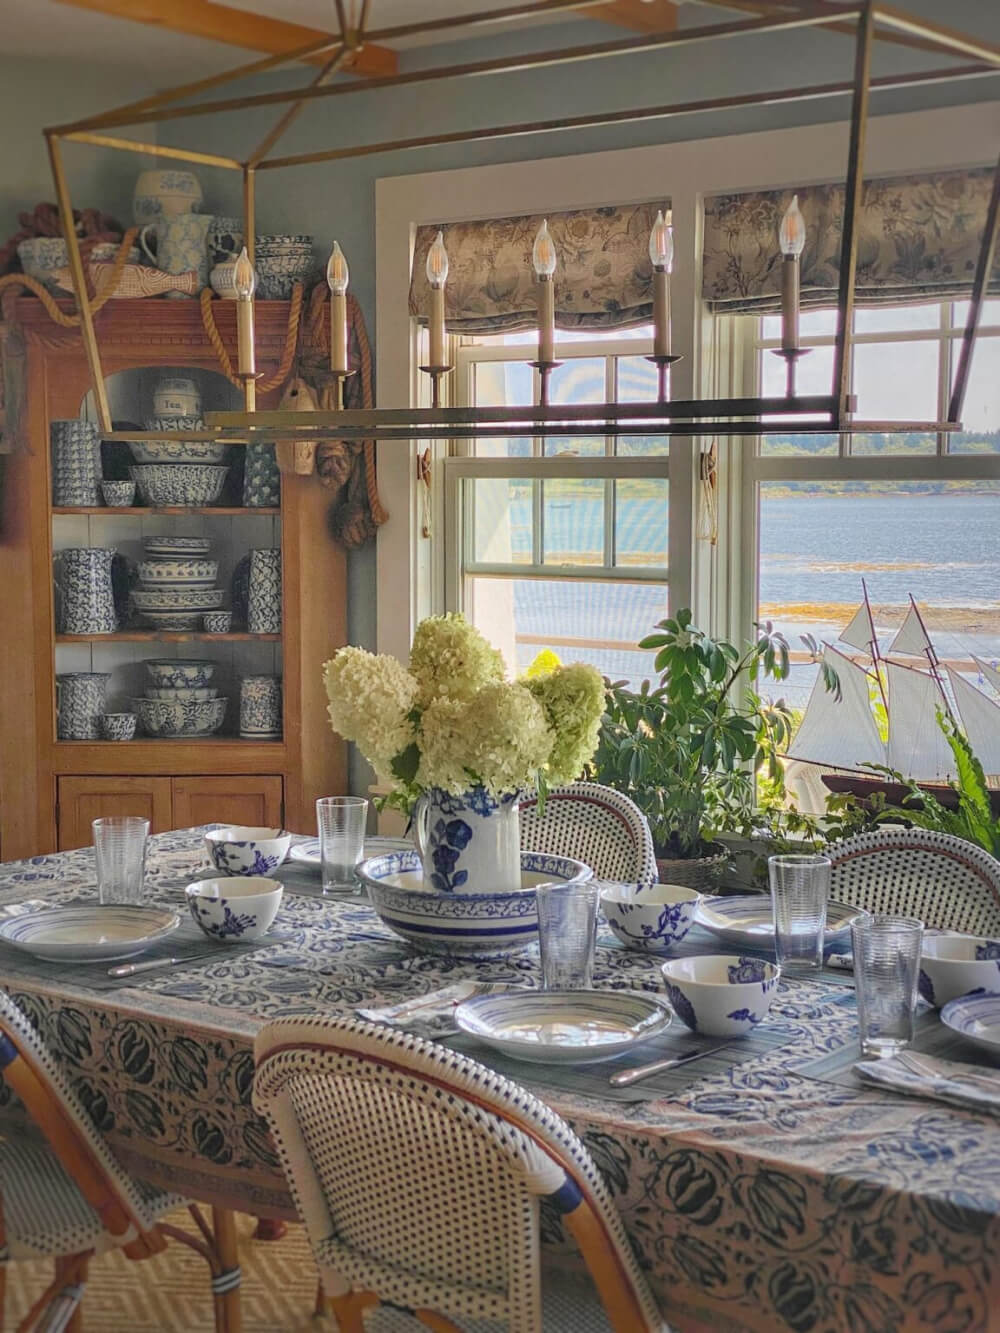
(52, 507), (280, 516)
(51, 738), (287, 777)
(56, 632), (281, 643)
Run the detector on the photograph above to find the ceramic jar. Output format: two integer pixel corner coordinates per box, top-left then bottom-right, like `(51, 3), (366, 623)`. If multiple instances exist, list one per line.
(140, 214), (214, 291)
(51, 420), (101, 507)
(248, 548), (281, 634)
(243, 442), (281, 507)
(133, 169), (203, 223)
(101, 480), (136, 507)
(56, 547), (118, 634)
(99, 712), (137, 741)
(152, 377), (202, 419)
(56, 672), (111, 740)
(18, 237), (69, 290)
(207, 216), (243, 265)
(413, 787), (521, 894)
(209, 257), (258, 300)
(240, 675), (282, 739)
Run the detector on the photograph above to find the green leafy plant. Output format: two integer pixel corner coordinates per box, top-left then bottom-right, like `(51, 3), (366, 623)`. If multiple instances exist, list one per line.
(588, 610), (797, 860)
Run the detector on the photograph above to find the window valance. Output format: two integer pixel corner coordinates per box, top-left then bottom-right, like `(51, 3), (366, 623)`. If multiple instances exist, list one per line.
(703, 166), (999, 314)
(409, 203), (663, 334)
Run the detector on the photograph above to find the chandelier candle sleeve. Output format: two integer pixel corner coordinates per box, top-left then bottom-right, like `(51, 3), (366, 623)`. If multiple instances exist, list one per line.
(649, 209), (673, 359)
(233, 247), (256, 377)
(532, 219), (557, 364)
(779, 195), (806, 354)
(426, 229), (449, 368)
(327, 241), (349, 375)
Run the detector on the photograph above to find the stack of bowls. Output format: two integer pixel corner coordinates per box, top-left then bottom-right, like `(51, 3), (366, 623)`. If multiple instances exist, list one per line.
(133, 658), (227, 737)
(132, 535), (225, 630)
(255, 234), (315, 299)
(132, 377), (229, 506)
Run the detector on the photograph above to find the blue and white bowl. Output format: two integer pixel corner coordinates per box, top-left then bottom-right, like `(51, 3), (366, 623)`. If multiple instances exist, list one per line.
(918, 934), (1000, 1009)
(142, 416), (208, 434)
(359, 849), (592, 959)
(142, 536), (212, 557)
(130, 463), (229, 507)
(204, 826), (291, 877)
(133, 696), (227, 737)
(133, 587), (224, 611)
(601, 882), (701, 953)
(145, 685), (218, 702)
(660, 954), (781, 1037)
(131, 440), (228, 466)
(186, 876), (282, 941)
(144, 659), (216, 688)
(138, 557), (219, 585)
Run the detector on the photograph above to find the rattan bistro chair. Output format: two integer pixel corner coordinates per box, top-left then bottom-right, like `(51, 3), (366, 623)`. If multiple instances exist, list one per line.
(519, 782), (657, 887)
(827, 827), (1000, 936)
(254, 1016), (668, 1333)
(0, 992), (242, 1333)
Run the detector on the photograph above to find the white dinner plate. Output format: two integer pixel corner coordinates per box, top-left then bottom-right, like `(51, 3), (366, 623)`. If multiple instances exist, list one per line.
(940, 993), (1000, 1059)
(289, 835), (413, 869)
(0, 905), (180, 963)
(455, 989), (673, 1064)
(694, 894), (864, 949)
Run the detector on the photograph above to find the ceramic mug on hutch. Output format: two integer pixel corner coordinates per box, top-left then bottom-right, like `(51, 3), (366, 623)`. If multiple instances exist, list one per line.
(140, 214), (214, 291)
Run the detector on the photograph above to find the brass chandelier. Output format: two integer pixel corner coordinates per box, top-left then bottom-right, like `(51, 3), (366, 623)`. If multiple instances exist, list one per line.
(42, 0), (1000, 445)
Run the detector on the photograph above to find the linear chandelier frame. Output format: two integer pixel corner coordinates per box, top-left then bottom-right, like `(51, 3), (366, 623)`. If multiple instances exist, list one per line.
(41, 0), (1000, 442)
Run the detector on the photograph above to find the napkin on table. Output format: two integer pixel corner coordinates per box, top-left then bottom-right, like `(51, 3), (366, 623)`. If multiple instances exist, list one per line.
(855, 1049), (1000, 1117)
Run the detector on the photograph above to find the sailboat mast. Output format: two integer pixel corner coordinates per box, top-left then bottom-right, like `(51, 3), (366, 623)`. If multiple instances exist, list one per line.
(861, 579), (888, 714)
(908, 595), (954, 721)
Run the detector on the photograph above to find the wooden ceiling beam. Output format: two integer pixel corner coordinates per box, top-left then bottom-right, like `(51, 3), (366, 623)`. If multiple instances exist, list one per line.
(52, 0), (398, 77)
(581, 0), (679, 33)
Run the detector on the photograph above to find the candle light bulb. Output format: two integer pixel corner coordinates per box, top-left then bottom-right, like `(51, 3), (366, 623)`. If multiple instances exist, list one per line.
(233, 246), (255, 300)
(648, 209), (673, 271)
(326, 240), (349, 295)
(426, 230), (449, 289)
(532, 219), (557, 278)
(779, 195), (806, 257)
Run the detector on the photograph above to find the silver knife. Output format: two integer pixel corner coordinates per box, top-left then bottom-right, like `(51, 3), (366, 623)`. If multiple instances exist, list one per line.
(610, 1043), (733, 1088)
(108, 955), (201, 978)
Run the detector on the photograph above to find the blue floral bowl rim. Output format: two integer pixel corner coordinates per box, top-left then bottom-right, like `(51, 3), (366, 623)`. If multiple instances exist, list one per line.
(359, 849), (592, 901)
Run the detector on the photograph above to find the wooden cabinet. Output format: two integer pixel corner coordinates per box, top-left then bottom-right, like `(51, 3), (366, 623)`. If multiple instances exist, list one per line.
(56, 775), (284, 850)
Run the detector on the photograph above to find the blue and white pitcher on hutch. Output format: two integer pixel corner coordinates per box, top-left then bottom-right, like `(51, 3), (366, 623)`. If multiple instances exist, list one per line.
(413, 787), (520, 894)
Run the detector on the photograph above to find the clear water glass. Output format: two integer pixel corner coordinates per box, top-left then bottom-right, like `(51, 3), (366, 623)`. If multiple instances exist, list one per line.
(93, 816), (149, 905)
(851, 914), (923, 1058)
(536, 880), (600, 989)
(317, 796), (369, 894)
(768, 853), (831, 972)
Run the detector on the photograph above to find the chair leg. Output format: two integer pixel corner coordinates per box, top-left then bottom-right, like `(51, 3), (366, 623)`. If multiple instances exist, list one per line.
(211, 1208), (242, 1333)
(327, 1291), (378, 1333)
(64, 1256), (88, 1332)
(314, 1277), (326, 1318)
(251, 1218), (286, 1243)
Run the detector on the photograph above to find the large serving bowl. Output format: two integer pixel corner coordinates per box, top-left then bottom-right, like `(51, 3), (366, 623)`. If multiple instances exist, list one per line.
(133, 587), (224, 611)
(204, 827), (291, 876)
(660, 954), (781, 1037)
(601, 882), (701, 953)
(919, 934), (1000, 1009)
(130, 440), (229, 465)
(186, 877), (282, 942)
(138, 557), (219, 585)
(144, 658), (216, 688)
(359, 849), (592, 959)
(130, 463), (229, 507)
(133, 695), (227, 737)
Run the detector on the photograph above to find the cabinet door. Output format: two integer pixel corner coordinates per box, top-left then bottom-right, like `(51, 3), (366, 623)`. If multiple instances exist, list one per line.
(171, 776), (284, 831)
(57, 777), (173, 852)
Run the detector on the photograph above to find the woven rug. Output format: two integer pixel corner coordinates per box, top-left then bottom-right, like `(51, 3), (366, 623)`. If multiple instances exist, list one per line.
(6, 1208), (333, 1331)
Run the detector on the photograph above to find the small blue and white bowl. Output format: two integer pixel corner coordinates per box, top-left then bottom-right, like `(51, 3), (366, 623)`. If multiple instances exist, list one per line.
(186, 877), (282, 941)
(601, 882), (701, 953)
(204, 826), (291, 876)
(660, 954), (780, 1037)
(359, 849), (592, 959)
(144, 659), (216, 688)
(918, 934), (1000, 1009)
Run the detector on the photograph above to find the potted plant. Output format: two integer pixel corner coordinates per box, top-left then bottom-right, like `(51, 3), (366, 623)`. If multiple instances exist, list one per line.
(589, 611), (798, 889)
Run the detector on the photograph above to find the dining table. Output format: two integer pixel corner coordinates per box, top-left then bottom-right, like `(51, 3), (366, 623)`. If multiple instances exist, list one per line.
(0, 826), (998, 1333)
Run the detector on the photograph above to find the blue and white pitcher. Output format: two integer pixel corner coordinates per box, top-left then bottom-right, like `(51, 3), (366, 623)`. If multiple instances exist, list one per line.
(140, 214), (214, 292)
(414, 787), (520, 894)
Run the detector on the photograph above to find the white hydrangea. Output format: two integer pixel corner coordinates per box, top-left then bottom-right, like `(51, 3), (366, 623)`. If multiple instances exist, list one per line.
(323, 647), (418, 777)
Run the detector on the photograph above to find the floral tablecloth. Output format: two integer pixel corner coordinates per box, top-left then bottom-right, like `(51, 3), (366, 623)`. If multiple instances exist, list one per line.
(0, 829), (998, 1333)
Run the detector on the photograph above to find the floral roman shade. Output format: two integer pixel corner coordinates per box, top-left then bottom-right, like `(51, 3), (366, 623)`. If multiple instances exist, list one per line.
(703, 166), (999, 313)
(409, 203), (663, 334)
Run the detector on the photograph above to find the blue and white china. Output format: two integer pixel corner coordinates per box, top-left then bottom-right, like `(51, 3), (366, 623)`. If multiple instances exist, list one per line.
(694, 894), (862, 950)
(358, 849), (592, 959)
(140, 216), (214, 291)
(144, 659), (216, 688)
(136, 610), (208, 631)
(55, 547), (118, 634)
(290, 834), (413, 869)
(99, 712), (137, 741)
(210, 257), (259, 300)
(0, 904), (179, 963)
(130, 463), (229, 507)
(143, 536), (211, 557)
(940, 992), (1000, 1059)
(142, 415), (208, 434)
(56, 672), (110, 739)
(661, 954), (781, 1038)
(130, 439), (228, 465)
(132, 587), (225, 611)
(247, 548), (281, 634)
(242, 442), (281, 507)
(239, 674), (282, 739)
(601, 882), (701, 953)
(137, 557), (219, 585)
(203, 611), (232, 634)
(133, 696), (226, 737)
(151, 377), (202, 419)
(51, 419), (101, 506)
(133, 168), (203, 223)
(18, 237), (68, 289)
(89, 242), (141, 265)
(918, 934), (1000, 1008)
(145, 686), (218, 702)
(204, 827), (291, 877)
(455, 989), (674, 1065)
(186, 876), (283, 942)
(101, 479), (136, 507)
(207, 216), (243, 264)
(255, 273), (312, 301)
(255, 234), (313, 246)
(413, 786), (521, 894)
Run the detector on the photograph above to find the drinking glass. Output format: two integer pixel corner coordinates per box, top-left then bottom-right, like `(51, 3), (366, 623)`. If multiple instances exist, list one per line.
(851, 914), (923, 1058)
(768, 853), (831, 972)
(93, 816), (149, 905)
(317, 796), (369, 894)
(536, 880), (600, 989)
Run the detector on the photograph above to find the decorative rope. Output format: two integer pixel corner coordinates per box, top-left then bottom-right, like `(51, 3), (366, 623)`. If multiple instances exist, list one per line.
(0, 229), (140, 327)
(199, 283), (303, 394)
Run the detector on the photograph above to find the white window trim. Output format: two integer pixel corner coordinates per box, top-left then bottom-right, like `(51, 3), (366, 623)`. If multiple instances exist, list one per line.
(374, 101), (1000, 663)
